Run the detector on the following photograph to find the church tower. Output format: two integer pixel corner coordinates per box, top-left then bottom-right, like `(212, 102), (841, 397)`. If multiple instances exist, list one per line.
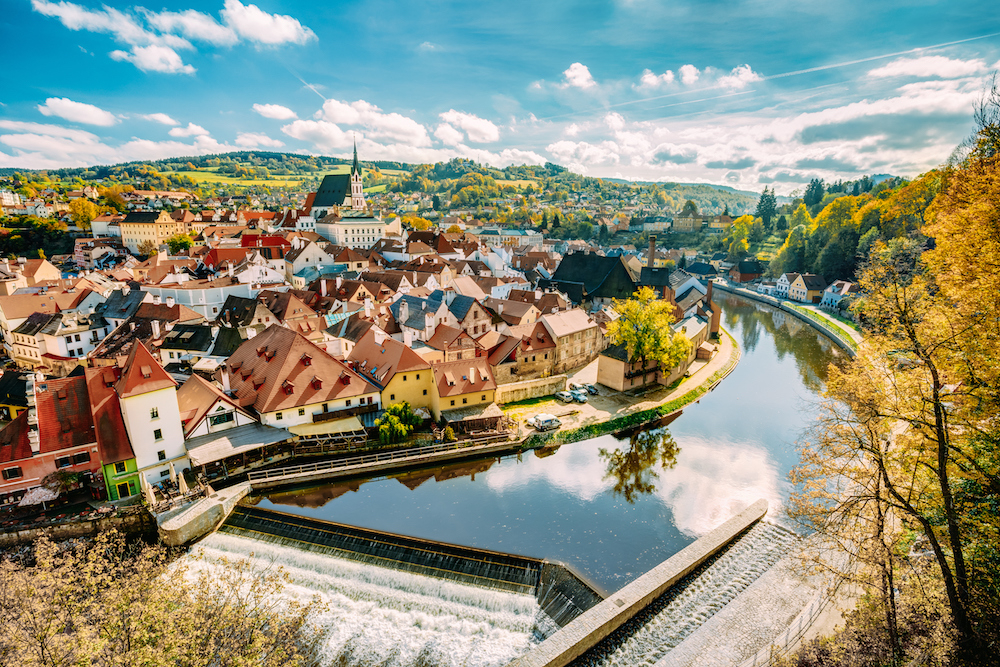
(349, 138), (366, 210)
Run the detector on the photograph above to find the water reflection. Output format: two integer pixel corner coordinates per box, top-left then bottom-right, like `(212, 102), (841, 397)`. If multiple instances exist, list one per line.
(600, 427), (680, 504)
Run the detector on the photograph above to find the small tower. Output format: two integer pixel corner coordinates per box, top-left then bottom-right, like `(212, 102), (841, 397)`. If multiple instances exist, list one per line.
(350, 138), (366, 210)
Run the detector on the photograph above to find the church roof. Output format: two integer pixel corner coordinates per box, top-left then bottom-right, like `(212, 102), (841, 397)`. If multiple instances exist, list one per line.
(312, 174), (350, 208)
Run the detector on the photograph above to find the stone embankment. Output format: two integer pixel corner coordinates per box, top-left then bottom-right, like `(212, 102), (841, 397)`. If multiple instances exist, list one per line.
(0, 506), (155, 548)
(711, 282), (859, 356)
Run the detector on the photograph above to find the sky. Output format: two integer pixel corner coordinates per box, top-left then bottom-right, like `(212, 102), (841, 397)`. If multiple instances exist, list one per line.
(1, 0), (999, 194)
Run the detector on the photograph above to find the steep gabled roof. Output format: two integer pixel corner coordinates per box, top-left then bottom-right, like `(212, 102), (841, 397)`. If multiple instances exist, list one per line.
(540, 252), (637, 303)
(35, 375), (96, 452)
(0, 411), (32, 464)
(432, 358), (497, 398)
(222, 324), (379, 413)
(346, 329), (431, 388)
(84, 366), (134, 465)
(257, 290), (316, 322)
(176, 374), (248, 438)
(312, 173), (350, 208)
(116, 342), (176, 399)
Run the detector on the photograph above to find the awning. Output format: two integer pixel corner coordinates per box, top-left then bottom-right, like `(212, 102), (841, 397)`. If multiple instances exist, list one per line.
(19, 486), (59, 506)
(185, 423), (294, 467)
(440, 402), (504, 424)
(289, 415), (365, 437)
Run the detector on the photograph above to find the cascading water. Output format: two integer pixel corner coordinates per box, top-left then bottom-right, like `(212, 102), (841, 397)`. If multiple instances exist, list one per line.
(188, 532), (543, 667)
(571, 521), (800, 667)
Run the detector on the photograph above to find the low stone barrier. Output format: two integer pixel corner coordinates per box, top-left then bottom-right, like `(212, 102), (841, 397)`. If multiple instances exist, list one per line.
(506, 499), (769, 667)
(0, 509), (155, 548)
(496, 375), (568, 404)
(157, 482), (251, 546)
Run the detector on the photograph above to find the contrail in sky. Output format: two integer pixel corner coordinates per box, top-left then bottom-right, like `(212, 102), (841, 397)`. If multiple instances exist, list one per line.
(537, 30), (1000, 121)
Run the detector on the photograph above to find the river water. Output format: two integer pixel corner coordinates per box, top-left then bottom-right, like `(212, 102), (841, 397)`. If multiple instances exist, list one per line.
(252, 295), (845, 593)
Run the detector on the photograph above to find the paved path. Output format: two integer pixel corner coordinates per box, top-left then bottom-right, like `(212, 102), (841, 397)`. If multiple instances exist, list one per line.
(792, 302), (864, 346)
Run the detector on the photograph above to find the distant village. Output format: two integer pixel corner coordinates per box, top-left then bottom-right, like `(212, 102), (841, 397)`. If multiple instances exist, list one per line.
(0, 150), (857, 511)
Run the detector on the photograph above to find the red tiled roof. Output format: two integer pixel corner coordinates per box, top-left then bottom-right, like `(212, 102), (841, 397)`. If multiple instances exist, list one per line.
(346, 329), (430, 387)
(116, 342), (176, 399)
(84, 366), (134, 465)
(35, 376), (96, 452)
(0, 411), (32, 464)
(176, 374), (244, 438)
(223, 324), (380, 414)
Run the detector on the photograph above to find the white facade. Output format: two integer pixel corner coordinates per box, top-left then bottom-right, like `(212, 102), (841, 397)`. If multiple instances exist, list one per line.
(186, 399), (256, 439)
(142, 282), (256, 318)
(259, 392), (381, 430)
(316, 214), (388, 249)
(120, 386), (189, 484)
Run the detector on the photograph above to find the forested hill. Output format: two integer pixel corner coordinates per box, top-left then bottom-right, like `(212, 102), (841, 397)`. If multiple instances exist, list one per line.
(1, 152), (762, 215)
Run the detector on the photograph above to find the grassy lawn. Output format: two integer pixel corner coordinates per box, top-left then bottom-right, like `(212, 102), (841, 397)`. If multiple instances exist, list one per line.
(161, 165), (396, 188)
(496, 179), (540, 188)
(785, 303), (859, 350)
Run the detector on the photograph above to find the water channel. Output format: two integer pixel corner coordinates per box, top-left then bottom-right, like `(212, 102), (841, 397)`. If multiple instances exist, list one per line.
(192, 295), (848, 666)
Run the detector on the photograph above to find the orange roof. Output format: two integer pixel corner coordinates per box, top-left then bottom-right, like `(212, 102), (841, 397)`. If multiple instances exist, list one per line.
(176, 374), (244, 438)
(35, 375), (96, 453)
(116, 342), (176, 399)
(0, 291), (89, 320)
(346, 329), (430, 387)
(432, 358), (497, 398)
(223, 324), (379, 414)
(85, 366), (134, 465)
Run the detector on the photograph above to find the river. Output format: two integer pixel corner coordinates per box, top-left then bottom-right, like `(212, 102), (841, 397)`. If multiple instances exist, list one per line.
(250, 294), (846, 593)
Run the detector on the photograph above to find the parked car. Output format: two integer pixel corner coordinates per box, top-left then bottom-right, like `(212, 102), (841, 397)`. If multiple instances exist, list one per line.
(555, 391), (574, 402)
(569, 382), (587, 392)
(527, 414), (561, 431)
(584, 383), (599, 395)
(569, 389), (589, 403)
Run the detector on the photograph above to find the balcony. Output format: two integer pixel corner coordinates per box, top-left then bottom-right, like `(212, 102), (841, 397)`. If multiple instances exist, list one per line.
(312, 403), (379, 424)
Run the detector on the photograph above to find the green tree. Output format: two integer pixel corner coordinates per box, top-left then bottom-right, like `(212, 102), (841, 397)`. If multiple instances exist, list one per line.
(137, 239), (158, 256)
(754, 186), (777, 228)
(804, 178), (825, 207)
(598, 223), (610, 244)
(166, 233), (193, 255)
(374, 401), (422, 445)
(682, 199), (698, 214)
(606, 287), (692, 386)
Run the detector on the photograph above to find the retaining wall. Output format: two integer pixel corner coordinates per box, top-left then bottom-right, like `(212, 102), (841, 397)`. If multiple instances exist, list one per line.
(506, 499), (769, 667)
(713, 283), (857, 357)
(0, 509), (156, 548)
(157, 482), (251, 546)
(496, 375), (568, 404)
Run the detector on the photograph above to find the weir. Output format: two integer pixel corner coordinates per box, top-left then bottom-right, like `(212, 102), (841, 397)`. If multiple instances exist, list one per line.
(220, 505), (606, 628)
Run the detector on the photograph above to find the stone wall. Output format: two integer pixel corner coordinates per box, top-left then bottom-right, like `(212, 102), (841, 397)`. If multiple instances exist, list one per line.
(506, 499), (768, 667)
(0, 509), (156, 548)
(495, 375), (568, 404)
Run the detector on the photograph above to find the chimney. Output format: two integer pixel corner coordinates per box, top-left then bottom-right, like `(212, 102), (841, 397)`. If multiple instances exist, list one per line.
(498, 302), (504, 315)
(336, 276), (343, 289)
(404, 330), (413, 347)
(399, 299), (409, 324)
(221, 367), (231, 393)
(373, 329), (387, 345)
(364, 298), (372, 318)
(153, 294), (161, 305)
(321, 280), (327, 297)
(706, 279), (714, 304)
(648, 234), (656, 269)
(166, 296), (174, 308)
(151, 319), (161, 339)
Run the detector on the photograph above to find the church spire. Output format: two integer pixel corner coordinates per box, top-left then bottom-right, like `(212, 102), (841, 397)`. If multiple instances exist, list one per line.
(352, 136), (360, 176)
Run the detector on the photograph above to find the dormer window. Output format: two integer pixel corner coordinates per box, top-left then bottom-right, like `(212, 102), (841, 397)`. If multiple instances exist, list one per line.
(301, 354), (312, 366)
(253, 379), (264, 390)
(282, 380), (294, 395)
(256, 346), (267, 357)
(311, 377), (322, 390)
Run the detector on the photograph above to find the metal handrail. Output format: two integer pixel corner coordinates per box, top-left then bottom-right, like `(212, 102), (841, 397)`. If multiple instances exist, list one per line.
(246, 438), (510, 483)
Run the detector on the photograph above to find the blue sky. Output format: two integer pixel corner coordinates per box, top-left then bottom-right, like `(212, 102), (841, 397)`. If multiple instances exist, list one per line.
(1, 0), (998, 193)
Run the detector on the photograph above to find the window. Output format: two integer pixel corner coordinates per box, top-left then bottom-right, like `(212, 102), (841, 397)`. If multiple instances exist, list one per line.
(276, 412), (283, 420)
(114, 461), (127, 474)
(160, 470), (170, 478)
(403, 375), (407, 381)
(481, 395), (486, 401)
(74, 334), (81, 342)
(56, 456), (72, 469)
(390, 394), (395, 401)
(73, 452), (90, 465)
(2, 467), (22, 480)
(346, 400), (351, 407)
(209, 411), (235, 427)
(416, 374), (420, 380)
(322, 403), (328, 412)
(423, 389), (427, 395)
(156, 450), (166, 461)
(153, 428), (163, 441)
(151, 407), (159, 419)
(169, 352), (175, 359)
(462, 398), (467, 404)
(450, 400), (455, 406)
(298, 408), (305, 416)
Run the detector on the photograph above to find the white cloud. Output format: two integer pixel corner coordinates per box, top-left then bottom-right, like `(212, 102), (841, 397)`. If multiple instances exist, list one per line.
(280, 119), (352, 152)
(438, 110), (500, 143)
(546, 140), (620, 167)
(434, 123), (465, 146)
(110, 45), (195, 74)
(143, 8), (237, 45)
(868, 56), (988, 80)
(31, 0), (315, 75)
(140, 112), (178, 125)
(604, 112), (626, 131)
(318, 99), (431, 145)
(717, 64), (762, 90)
(564, 123), (582, 137)
(169, 122), (210, 137)
(637, 68), (675, 89)
(418, 41), (439, 51)
(220, 0), (316, 45)
(37, 97), (117, 126)
(235, 132), (284, 148)
(679, 64), (700, 85)
(253, 103), (297, 120)
(561, 62), (597, 90)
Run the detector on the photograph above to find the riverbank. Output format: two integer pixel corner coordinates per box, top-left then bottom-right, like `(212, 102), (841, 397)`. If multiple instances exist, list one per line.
(518, 327), (741, 449)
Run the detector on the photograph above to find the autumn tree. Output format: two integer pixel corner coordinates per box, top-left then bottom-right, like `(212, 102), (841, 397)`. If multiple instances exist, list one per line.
(166, 233), (193, 255)
(137, 239), (158, 256)
(600, 426), (680, 503)
(68, 197), (98, 230)
(606, 287), (692, 385)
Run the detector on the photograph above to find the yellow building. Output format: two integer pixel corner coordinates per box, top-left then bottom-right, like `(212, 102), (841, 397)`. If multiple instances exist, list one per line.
(789, 273), (828, 304)
(346, 329), (435, 411)
(430, 358), (497, 421)
(120, 211), (185, 254)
